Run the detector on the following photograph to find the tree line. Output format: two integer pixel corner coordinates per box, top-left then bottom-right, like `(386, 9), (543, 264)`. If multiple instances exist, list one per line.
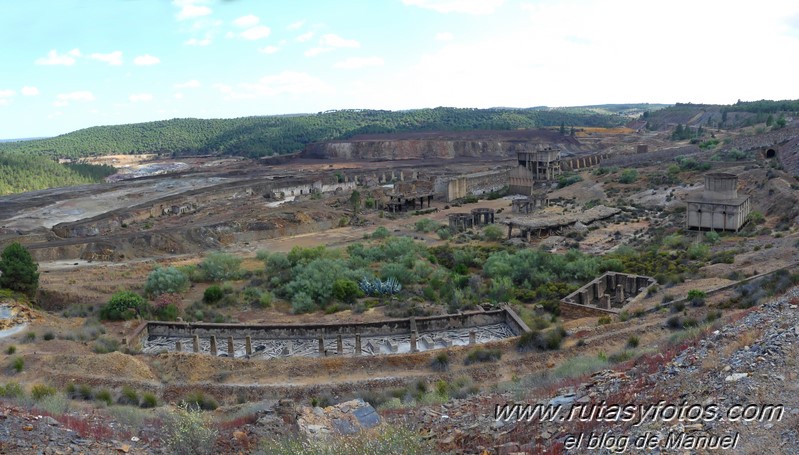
(0, 152), (115, 195)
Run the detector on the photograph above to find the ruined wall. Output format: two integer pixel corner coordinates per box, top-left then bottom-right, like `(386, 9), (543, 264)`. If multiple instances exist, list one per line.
(446, 170), (509, 201)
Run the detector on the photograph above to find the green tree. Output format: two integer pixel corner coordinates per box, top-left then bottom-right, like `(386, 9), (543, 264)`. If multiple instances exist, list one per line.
(199, 252), (242, 282)
(0, 243), (39, 298)
(350, 190), (361, 216)
(559, 121), (566, 134)
(100, 291), (149, 321)
(144, 266), (188, 297)
(766, 114), (774, 126)
(619, 169), (639, 184)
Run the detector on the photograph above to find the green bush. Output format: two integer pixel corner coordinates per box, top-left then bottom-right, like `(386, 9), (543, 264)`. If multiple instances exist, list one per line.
(332, 279), (361, 303)
(414, 218), (439, 233)
(144, 266), (189, 297)
(430, 352), (449, 372)
(0, 242), (39, 298)
(31, 383), (56, 400)
(203, 285), (224, 304)
(0, 382), (24, 399)
(93, 336), (120, 354)
(100, 291), (148, 321)
(627, 335), (640, 348)
(181, 391), (218, 411)
(619, 169), (638, 184)
(482, 225), (505, 241)
(747, 211), (765, 225)
(687, 289), (706, 306)
(371, 226), (390, 239)
(163, 405), (219, 455)
(667, 316), (683, 330)
(11, 356), (23, 373)
(43, 331), (55, 341)
(96, 389), (113, 406)
(118, 386), (139, 406)
(199, 252), (242, 282)
(140, 392), (158, 408)
(464, 347), (501, 365)
(436, 228), (451, 240)
(6, 345), (16, 355)
(704, 231), (720, 244)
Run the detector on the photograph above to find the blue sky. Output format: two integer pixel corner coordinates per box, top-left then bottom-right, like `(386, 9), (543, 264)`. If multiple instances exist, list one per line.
(2, 0), (798, 138)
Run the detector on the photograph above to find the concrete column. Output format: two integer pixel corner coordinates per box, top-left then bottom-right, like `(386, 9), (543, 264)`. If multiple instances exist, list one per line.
(410, 331), (417, 353)
(227, 336), (235, 358)
(245, 336), (252, 356)
(336, 335), (343, 355)
(193, 335), (199, 353)
(599, 294), (610, 309)
(355, 334), (362, 356)
(508, 224), (513, 239)
(469, 331), (476, 345)
(409, 316), (417, 333)
(175, 341), (182, 352)
(616, 285), (625, 304)
(319, 337), (325, 355)
(209, 336), (217, 356)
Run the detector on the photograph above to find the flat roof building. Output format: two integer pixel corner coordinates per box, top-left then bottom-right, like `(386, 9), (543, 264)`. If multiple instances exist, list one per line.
(686, 173), (751, 232)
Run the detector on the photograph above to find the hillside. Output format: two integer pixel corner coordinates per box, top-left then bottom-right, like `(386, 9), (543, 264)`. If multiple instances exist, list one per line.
(0, 107), (628, 159)
(645, 100), (799, 131)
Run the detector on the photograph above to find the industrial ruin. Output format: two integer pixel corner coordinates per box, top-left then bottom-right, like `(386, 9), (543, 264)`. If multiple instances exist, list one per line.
(447, 208), (496, 232)
(508, 146), (561, 196)
(686, 172), (751, 232)
(560, 272), (657, 315)
(133, 307), (530, 359)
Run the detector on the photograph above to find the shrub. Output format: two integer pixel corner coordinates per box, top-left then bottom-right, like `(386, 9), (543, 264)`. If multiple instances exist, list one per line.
(203, 285), (224, 304)
(430, 352), (449, 372)
(11, 356), (23, 373)
(627, 335), (640, 348)
(140, 392), (158, 408)
(43, 331), (55, 341)
(464, 347), (501, 365)
(255, 291), (273, 308)
(619, 169), (639, 184)
(670, 301), (686, 313)
(436, 228), (451, 240)
(687, 289), (706, 306)
(6, 345), (16, 355)
(181, 391), (218, 411)
(25, 332), (35, 342)
(144, 266), (189, 297)
(371, 226), (390, 239)
(78, 384), (93, 400)
(93, 336), (120, 354)
(100, 291), (148, 321)
(332, 279), (361, 303)
(597, 316), (612, 325)
(163, 404), (219, 455)
(118, 386), (139, 406)
(96, 389), (113, 406)
(199, 252), (242, 282)
(31, 383), (56, 400)
(704, 231), (720, 244)
(747, 211), (765, 225)
(687, 244), (709, 261)
(414, 218), (439, 233)
(0, 382), (24, 399)
(482, 225), (505, 241)
(291, 292), (316, 314)
(666, 316), (683, 330)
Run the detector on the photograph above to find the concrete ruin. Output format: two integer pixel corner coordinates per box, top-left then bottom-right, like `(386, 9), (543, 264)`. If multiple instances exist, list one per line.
(686, 173), (751, 232)
(385, 180), (435, 212)
(504, 205), (621, 240)
(561, 272), (656, 315)
(446, 170), (509, 202)
(447, 208), (495, 232)
(512, 196), (549, 214)
(508, 147), (561, 197)
(132, 306), (530, 359)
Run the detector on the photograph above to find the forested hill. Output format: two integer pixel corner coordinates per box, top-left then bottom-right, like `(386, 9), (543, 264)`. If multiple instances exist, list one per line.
(0, 107), (629, 159)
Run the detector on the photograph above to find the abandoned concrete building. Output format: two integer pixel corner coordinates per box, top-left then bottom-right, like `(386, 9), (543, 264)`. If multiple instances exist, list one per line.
(686, 173), (751, 232)
(448, 208), (496, 232)
(512, 196), (549, 214)
(508, 147), (561, 195)
(385, 180), (435, 212)
(561, 272), (657, 315)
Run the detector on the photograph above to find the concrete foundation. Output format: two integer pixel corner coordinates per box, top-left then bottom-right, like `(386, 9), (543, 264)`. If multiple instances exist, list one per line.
(561, 272), (657, 314)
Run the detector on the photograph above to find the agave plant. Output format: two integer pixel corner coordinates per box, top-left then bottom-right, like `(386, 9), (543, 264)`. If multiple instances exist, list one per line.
(359, 276), (402, 296)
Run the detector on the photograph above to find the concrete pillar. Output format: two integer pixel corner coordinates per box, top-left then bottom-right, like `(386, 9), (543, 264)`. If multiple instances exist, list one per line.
(355, 334), (361, 356)
(410, 331), (417, 353)
(336, 334), (343, 355)
(469, 330), (476, 345)
(319, 337), (325, 355)
(245, 336), (252, 356)
(508, 224), (513, 239)
(599, 294), (610, 309)
(227, 336), (235, 358)
(409, 316), (417, 333)
(193, 335), (199, 353)
(209, 336), (217, 356)
(176, 341), (182, 352)
(616, 285), (625, 304)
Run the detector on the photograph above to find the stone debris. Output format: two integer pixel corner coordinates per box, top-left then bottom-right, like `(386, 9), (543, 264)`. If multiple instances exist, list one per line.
(297, 399), (381, 439)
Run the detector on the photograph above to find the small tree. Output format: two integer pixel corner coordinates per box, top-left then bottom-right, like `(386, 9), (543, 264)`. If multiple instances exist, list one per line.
(199, 252), (242, 282)
(619, 168), (638, 184)
(0, 243), (39, 298)
(100, 291), (149, 321)
(332, 279), (361, 303)
(350, 190), (361, 216)
(144, 266), (188, 297)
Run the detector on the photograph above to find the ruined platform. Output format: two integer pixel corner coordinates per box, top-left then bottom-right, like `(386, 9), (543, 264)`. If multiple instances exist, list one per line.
(561, 272), (656, 315)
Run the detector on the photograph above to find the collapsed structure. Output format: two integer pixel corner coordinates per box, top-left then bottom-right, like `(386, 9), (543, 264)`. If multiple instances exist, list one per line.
(561, 272), (656, 315)
(447, 208), (496, 232)
(685, 173), (751, 232)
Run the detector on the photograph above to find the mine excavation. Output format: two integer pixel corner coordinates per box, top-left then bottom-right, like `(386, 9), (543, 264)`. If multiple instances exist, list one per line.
(2, 102), (799, 454)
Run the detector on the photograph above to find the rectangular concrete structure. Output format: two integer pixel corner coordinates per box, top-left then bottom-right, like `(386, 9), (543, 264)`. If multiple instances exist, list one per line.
(686, 173), (751, 232)
(561, 272), (657, 315)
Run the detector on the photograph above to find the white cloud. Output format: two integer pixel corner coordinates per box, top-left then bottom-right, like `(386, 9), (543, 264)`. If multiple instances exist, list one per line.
(240, 25), (271, 40)
(435, 32), (454, 41)
(35, 49), (77, 66)
(233, 14), (259, 28)
(402, 0), (504, 15)
(174, 93), (185, 100)
(89, 51), (123, 66)
(21, 86), (39, 96)
(174, 0), (211, 20)
(334, 57), (385, 69)
(287, 20), (305, 30)
(296, 32), (314, 42)
(68, 48), (82, 57)
(129, 93), (153, 102)
(304, 47), (332, 57)
(320, 34), (360, 48)
(175, 79), (201, 89)
(185, 37), (212, 46)
(53, 91), (94, 107)
(214, 72), (332, 99)
(133, 54), (161, 66)
(259, 46), (280, 54)
(0, 90), (14, 106)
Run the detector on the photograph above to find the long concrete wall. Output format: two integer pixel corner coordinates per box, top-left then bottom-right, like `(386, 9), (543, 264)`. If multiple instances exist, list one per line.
(446, 170), (510, 201)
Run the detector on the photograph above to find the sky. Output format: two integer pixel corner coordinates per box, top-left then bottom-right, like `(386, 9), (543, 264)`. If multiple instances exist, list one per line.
(1, 0), (798, 139)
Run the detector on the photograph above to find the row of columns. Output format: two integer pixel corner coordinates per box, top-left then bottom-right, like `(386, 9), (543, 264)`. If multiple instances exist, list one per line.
(173, 329), (481, 358)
